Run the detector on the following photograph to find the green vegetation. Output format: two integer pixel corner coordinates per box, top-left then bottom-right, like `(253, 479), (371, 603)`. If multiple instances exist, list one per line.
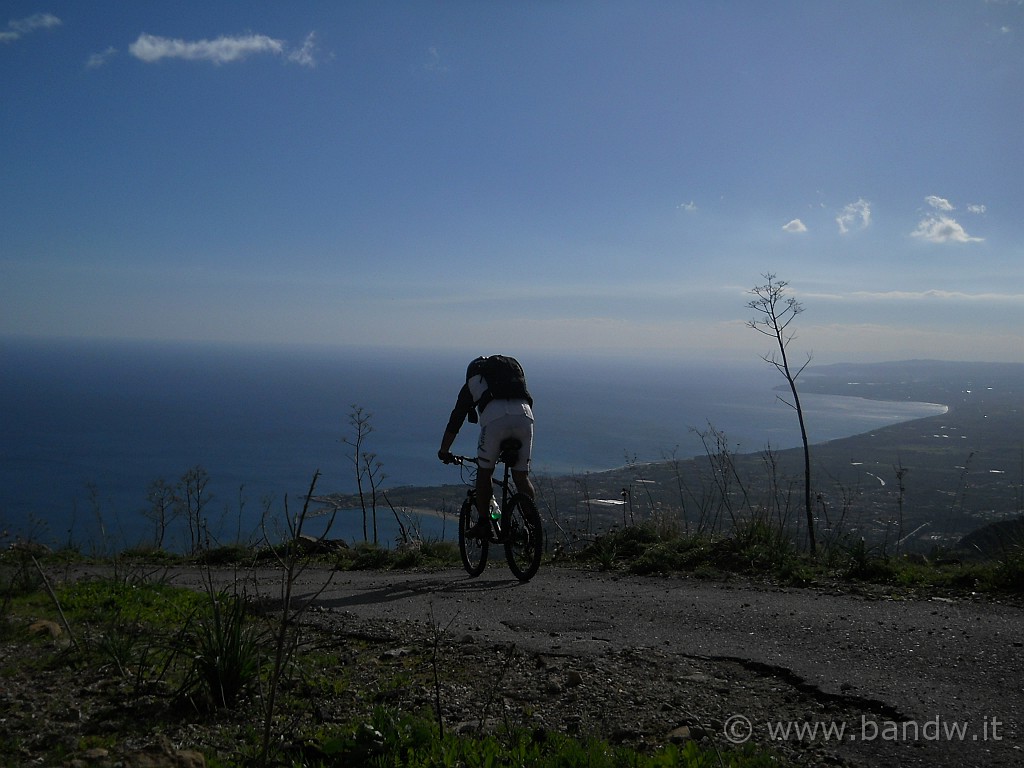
(5, 523), (1018, 767)
(574, 521), (1024, 594)
(316, 708), (778, 768)
(0, 558), (785, 767)
(335, 539), (460, 571)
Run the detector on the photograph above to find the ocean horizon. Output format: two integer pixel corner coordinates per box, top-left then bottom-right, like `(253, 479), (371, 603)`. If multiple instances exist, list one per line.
(1, 337), (948, 551)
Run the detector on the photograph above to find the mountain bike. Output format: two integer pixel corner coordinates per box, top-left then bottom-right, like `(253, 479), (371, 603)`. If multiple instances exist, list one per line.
(447, 438), (544, 581)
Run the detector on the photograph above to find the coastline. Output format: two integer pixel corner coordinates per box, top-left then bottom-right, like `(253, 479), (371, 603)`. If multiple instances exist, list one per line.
(2, 351), (1019, 550)
(377, 360), (1021, 549)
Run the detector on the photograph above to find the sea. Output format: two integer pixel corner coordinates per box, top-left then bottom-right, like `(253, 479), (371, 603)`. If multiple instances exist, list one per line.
(0, 337), (948, 551)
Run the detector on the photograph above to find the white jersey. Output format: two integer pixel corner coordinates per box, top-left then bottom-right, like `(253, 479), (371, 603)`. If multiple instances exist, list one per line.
(468, 374), (534, 426)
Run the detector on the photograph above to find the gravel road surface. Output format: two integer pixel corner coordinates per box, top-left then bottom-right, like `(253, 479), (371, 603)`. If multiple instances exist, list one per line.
(166, 564), (1023, 766)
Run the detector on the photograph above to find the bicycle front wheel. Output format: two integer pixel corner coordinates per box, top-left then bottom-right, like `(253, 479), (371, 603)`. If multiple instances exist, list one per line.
(459, 496), (488, 577)
(504, 493), (543, 582)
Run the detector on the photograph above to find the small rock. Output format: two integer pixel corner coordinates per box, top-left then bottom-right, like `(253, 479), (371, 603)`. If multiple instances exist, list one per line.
(28, 619), (62, 638)
(678, 672), (712, 683)
(667, 725), (693, 743)
(122, 736), (206, 768)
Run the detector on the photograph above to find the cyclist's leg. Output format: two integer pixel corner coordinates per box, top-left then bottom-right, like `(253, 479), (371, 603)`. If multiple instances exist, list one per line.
(475, 423), (500, 517)
(475, 467), (494, 517)
(512, 469), (535, 499)
(510, 417), (535, 499)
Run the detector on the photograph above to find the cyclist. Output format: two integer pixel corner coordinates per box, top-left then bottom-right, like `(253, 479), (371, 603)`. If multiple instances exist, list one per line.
(438, 355), (536, 535)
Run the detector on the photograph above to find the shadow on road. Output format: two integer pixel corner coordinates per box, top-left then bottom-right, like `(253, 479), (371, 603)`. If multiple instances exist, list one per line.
(306, 573), (524, 610)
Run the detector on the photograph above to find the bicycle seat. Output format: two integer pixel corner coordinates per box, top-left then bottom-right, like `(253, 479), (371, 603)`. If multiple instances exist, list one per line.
(498, 438), (522, 465)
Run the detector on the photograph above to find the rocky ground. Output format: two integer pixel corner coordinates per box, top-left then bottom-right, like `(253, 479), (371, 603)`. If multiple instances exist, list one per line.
(2, 605), (859, 767)
(3, 564), (1022, 767)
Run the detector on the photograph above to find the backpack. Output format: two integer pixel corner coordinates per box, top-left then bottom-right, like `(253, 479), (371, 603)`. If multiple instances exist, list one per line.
(466, 355), (533, 413)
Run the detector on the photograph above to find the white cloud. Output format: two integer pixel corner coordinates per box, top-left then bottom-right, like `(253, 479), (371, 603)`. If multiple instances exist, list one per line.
(677, 201), (698, 212)
(911, 215), (983, 244)
(925, 195), (954, 211)
(287, 32), (318, 68)
(129, 32), (287, 65)
(128, 31), (319, 67)
(0, 12), (61, 43)
(836, 198), (871, 234)
(86, 46), (118, 69)
(967, 203), (987, 214)
(782, 219), (807, 233)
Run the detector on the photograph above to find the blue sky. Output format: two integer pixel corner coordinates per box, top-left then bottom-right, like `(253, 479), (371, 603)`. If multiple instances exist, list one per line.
(2, 1), (1022, 364)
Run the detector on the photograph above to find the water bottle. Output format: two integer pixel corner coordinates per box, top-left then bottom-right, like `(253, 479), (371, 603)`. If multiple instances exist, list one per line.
(488, 498), (501, 521)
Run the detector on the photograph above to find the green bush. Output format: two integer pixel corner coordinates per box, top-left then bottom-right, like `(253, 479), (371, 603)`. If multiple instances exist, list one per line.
(342, 543), (392, 571)
(195, 544), (255, 566)
(419, 538), (459, 563)
(306, 707), (783, 768)
(580, 524), (664, 570)
(630, 537), (710, 574)
(177, 592), (266, 709)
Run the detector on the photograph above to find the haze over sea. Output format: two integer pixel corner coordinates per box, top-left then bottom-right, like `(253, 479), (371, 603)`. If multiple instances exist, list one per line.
(1, 337), (948, 550)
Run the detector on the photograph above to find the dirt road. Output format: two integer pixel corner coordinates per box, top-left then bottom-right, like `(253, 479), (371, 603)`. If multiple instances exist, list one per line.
(165, 564), (1022, 766)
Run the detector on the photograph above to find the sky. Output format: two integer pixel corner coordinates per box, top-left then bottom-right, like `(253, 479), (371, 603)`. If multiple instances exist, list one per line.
(2, 1), (1022, 365)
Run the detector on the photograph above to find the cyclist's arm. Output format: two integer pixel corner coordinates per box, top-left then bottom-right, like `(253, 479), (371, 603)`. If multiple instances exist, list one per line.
(439, 384), (474, 460)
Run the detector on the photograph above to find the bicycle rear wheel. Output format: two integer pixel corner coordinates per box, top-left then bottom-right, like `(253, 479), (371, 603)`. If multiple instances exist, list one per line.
(504, 493), (543, 582)
(459, 496), (488, 577)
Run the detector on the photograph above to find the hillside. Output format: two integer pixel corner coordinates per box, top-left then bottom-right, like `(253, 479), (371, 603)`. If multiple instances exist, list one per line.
(348, 361), (1024, 555)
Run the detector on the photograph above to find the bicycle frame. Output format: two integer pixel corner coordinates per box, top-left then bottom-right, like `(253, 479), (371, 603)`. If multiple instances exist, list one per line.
(448, 438), (543, 581)
(452, 443), (517, 540)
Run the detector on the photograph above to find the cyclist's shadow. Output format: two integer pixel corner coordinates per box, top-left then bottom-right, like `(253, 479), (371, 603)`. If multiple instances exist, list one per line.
(311, 572), (523, 610)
